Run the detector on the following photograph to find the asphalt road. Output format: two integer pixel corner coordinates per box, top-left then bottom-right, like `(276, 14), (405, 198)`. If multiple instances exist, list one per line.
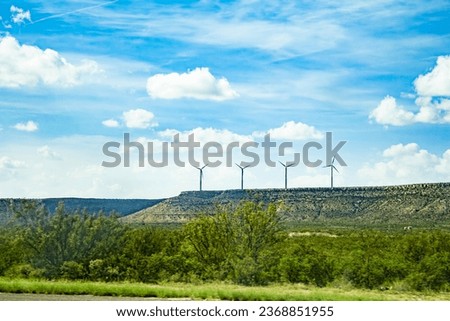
(0, 292), (189, 301)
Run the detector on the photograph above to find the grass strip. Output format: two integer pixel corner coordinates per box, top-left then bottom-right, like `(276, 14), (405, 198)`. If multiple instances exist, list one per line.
(0, 278), (448, 301)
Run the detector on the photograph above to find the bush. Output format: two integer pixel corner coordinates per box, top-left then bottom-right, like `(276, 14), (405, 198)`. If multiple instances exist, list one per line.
(279, 243), (335, 287)
(10, 200), (126, 278)
(5, 264), (44, 279)
(61, 261), (85, 280)
(0, 231), (28, 276)
(406, 253), (450, 291)
(231, 256), (265, 286)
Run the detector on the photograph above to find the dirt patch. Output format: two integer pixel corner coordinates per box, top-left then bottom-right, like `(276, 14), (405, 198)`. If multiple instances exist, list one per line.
(289, 231), (339, 238)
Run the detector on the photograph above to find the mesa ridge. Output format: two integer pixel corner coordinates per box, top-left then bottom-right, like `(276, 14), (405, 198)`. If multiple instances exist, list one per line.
(123, 183), (450, 226)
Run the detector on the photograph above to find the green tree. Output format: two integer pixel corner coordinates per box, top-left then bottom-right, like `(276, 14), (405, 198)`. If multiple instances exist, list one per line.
(279, 242), (335, 287)
(10, 200), (125, 278)
(183, 201), (284, 285)
(116, 226), (184, 283)
(0, 229), (28, 276)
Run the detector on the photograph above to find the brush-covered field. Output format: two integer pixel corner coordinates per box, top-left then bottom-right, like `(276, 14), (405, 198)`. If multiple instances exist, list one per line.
(0, 200), (449, 300)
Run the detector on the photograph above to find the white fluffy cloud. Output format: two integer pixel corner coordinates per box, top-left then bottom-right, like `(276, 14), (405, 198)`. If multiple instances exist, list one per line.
(358, 143), (450, 184)
(123, 109), (158, 129)
(146, 67), (239, 101)
(414, 56), (450, 97)
(159, 121), (323, 144)
(0, 36), (100, 88)
(370, 56), (450, 126)
(10, 5), (31, 24)
(254, 121), (324, 140)
(102, 119), (120, 128)
(370, 95), (450, 126)
(14, 120), (38, 132)
(369, 96), (415, 126)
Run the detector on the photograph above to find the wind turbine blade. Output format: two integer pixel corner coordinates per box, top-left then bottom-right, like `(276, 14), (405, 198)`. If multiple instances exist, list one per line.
(332, 165), (339, 173)
(332, 156), (336, 164)
(235, 163), (243, 169)
(243, 164), (251, 169)
(279, 161), (286, 167)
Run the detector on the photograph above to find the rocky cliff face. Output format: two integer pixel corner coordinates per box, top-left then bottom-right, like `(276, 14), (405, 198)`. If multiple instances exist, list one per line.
(123, 183), (450, 225)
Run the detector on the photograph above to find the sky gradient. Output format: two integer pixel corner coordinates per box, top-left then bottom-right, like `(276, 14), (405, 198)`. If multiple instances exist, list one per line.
(1, 0), (450, 198)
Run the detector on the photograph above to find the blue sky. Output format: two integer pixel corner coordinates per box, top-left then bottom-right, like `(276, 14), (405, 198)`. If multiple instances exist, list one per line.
(1, 0), (450, 198)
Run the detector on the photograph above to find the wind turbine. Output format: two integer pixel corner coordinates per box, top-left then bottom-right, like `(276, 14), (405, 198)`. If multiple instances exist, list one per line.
(193, 163), (208, 191)
(235, 163), (250, 190)
(279, 161), (295, 190)
(324, 157), (339, 189)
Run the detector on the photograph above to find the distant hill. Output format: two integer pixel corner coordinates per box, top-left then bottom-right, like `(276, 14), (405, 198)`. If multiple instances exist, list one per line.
(0, 198), (164, 220)
(122, 183), (450, 226)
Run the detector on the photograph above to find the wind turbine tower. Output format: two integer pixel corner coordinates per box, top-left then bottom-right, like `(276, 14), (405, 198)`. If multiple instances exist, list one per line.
(324, 157), (339, 189)
(235, 163), (250, 190)
(279, 161), (295, 190)
(194, 163), (208, 191)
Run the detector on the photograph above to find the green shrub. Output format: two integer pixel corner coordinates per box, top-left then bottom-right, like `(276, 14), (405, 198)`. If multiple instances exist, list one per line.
(60, 261), (85, 280)
(5, 264), (44, 279)
(279, 244), (335, 287)
(183, 201), (284, 285)
(406, 253), (450, 291)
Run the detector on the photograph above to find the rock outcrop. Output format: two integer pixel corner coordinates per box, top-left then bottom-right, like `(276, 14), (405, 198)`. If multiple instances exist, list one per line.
(123, 183), (450, 225)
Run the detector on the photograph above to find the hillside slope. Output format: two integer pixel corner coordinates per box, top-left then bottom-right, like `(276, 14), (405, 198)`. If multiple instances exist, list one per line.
(123, 183), (450, 226)
(0, 198), (163, 220)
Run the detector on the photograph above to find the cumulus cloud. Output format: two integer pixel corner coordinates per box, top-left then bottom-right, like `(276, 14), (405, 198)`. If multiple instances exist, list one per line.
(358, 143), (450, 185)
(370, 56), (450, 126)
(146, 67), (239, 101)
(370, 95), (450, 126)
(253, 121), (324, 140)
(369, 96), (415, 126)
(10, 5), (31, 24)
(414, 56), (450, 97)
(123, 108), (158, 129)
(14, 120), (38, 132)
(0, 36), (100, 88)
(159, 121), (323, 144)
(102, 119), (120, 128)
(382, 143), (420, 158)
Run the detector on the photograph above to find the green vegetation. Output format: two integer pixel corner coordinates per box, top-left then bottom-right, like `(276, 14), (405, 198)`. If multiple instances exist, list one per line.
(1, 278), (449, 301)
(0, 199), (449, 299)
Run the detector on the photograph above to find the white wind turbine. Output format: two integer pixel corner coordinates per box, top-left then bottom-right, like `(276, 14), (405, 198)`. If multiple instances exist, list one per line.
(279, 161), (296, 190)
(235, 163), (250, 190)
(193, 163), (208, 191)
(324, 157), (339, 189)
